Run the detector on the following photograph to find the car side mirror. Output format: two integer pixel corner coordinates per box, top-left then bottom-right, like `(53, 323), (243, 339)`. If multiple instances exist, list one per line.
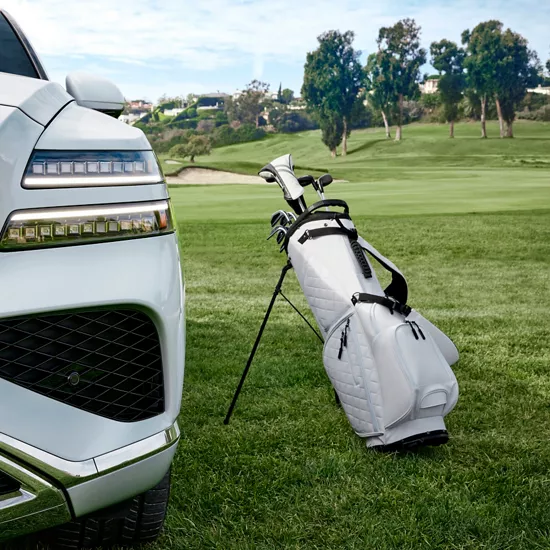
(66, 71), (125, 118)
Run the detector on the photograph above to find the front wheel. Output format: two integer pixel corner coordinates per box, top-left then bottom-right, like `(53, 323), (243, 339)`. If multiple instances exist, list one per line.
(44, 469), (171, 549)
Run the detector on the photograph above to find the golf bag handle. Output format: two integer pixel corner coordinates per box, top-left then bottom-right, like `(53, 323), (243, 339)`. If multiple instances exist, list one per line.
(297, 199), (349, 221)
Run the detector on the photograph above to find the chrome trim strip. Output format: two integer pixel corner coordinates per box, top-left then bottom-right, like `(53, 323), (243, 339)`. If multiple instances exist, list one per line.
(0, 422), (180, 485)
(23, 175), (163, 187)
(94, 423), (180, 473)
(0, 434), (97, 479)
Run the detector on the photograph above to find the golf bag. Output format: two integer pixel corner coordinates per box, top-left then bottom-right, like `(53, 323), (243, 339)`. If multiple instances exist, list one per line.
(284, 200), (459, 449)
(264, 155), (459, 450)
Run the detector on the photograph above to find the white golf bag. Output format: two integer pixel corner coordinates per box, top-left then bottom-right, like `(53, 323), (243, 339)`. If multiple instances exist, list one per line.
(257, 155), (459, 451)
(286, 200), (459, 450)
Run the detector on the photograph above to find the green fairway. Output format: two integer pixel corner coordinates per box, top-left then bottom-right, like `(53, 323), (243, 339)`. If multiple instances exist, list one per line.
(146, 123), (550, 549)
(160, 120), (550, 179)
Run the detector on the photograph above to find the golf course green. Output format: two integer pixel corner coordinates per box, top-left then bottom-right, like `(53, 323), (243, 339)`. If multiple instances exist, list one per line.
(156, 121), (550, 549)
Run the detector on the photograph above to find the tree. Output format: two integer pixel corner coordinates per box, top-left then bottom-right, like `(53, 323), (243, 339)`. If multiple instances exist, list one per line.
(280, 88), (295, 105)
(302, 30), (363, 156)
(169, 135), (211, 163)
(430, 40), (466, 138)
(376, 19), (426, 141)
(365, 52), (397, 138)
(494, 29), (540, 138)
(225, 80), (270, 128)
(320, 114), (344, 158)
(277, 83), (283, 102)
(462, 21), (504, 138)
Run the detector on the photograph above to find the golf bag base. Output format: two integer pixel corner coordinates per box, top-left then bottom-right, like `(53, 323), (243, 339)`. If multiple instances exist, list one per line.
(373, 429), (449, 453)
(285, 200), (459, 451)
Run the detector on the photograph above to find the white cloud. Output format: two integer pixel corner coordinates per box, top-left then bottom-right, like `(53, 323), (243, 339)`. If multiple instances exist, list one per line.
(3, 0), (548, 99)
(6, 0), (546, 68)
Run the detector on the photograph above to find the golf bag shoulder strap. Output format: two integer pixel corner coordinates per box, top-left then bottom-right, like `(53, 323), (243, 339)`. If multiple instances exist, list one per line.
(297, 224), (373, 280)
(357, 237), (408, 304)
(352, 292), (412, 317)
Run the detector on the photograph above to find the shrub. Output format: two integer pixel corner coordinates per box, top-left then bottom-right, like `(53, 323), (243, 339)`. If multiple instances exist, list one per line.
(517, 105), (550, 121)
(197, 119), (215, 133)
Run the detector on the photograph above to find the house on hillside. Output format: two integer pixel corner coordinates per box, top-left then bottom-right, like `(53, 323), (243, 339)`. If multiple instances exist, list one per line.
(527, 85), (550, 96)
(197, 93), (230, 111)
(163, 107), (185, 117)
(119, 112), (149, 125)
(288, 98), (306, 111)
(420, 78), (439, 95)
(128, 100), (154, 111)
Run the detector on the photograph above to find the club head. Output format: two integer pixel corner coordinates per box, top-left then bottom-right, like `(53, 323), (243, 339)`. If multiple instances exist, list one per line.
(287, 212), (297, 222)
(267, 225), (288, 243)
(318, 174), (333, 188)
(270, 210), (291, 227)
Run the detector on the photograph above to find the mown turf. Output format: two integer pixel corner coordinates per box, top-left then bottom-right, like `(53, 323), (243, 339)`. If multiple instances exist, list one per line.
(7, 122), (550, 550)
(160, 120), (550, 179)
(153, 124), (550, 549)
(155, 206), (550, 550)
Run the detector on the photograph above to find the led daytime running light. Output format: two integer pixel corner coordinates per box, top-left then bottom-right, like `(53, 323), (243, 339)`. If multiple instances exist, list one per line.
(23, 151), (163, 189)
(1, 201), (174, 251)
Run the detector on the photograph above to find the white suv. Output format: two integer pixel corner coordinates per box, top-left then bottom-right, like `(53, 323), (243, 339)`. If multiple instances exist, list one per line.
(0, 10), (185, 548)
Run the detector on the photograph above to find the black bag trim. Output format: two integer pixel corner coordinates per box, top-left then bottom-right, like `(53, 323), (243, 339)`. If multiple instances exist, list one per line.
(283, 211), (351, 251)
(351, 292), (412, 317)
(297, 224), (372, 279)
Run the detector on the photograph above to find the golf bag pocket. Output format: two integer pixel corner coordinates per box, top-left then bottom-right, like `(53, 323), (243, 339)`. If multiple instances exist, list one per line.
(323, 312), (383, 438)
(372, 322), (458, 428)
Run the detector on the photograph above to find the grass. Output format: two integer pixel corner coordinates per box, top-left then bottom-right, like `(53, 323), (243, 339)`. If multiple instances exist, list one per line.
(149, 122), (550, 549)
(160, 120), (550, 178)
(8, 122), (550, 549)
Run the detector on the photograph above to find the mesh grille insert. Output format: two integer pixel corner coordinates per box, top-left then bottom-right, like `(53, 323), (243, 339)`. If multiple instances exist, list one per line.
(0, 310), (164, 422)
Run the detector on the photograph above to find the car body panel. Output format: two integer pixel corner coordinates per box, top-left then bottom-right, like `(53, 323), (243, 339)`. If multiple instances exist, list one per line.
(0, 234), (185, 462)
(0, 72), (72, 126)
(0, 15), (185, 540)
(35, 101), (152, 151)
(67, 444), (176, 517)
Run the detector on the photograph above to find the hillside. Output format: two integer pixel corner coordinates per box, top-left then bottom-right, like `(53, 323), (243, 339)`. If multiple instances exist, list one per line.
(160, 121), (550, 218)
(161, 121), (550, 180)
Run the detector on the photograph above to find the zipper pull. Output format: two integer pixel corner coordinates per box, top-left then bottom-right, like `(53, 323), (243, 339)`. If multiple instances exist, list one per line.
(343, 319), (350, 347)
(338, 333), (345, 359)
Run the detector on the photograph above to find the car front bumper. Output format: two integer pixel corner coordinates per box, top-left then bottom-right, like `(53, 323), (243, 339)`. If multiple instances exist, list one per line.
(0, 232), (185, 538)
(0, 421), (180, 541)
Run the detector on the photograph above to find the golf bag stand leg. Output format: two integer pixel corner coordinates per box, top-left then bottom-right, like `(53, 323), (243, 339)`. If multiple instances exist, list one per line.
(224, 262), (293, 424)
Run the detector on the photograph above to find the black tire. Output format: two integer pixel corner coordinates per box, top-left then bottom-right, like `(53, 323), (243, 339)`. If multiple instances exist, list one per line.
(44, 469), (171, 549)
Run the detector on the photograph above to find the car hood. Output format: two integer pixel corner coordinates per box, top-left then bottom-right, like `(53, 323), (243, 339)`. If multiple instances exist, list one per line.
(0, 72), (73, 126)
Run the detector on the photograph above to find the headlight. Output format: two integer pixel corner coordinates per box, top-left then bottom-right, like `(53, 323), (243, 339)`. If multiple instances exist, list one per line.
(23, 151), (163, 188)
(0, 201), (174, 251)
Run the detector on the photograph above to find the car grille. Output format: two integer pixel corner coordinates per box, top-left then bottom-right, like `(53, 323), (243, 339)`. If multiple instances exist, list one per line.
(0, 310), (164, 422)
(0, 471), (20, 496)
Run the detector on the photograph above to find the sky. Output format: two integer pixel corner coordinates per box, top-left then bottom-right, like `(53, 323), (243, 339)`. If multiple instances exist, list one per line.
(4, 0), (549, 103)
